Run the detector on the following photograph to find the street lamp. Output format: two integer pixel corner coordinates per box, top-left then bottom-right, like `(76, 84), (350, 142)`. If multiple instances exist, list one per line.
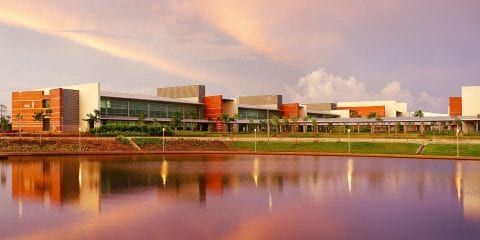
(267, 97), (271, 142)
(162, 127), (166, 152)
(456, 128), (460, 157)
(347, 128), (351, 154)
(254, 128), (257, 152)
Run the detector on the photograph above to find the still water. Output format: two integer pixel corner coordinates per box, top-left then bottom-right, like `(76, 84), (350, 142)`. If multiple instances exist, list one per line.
(0, 154), (479, 240)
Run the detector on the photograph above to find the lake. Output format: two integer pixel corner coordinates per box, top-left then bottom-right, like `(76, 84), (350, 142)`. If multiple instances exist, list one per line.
(0, 154), (479, 240)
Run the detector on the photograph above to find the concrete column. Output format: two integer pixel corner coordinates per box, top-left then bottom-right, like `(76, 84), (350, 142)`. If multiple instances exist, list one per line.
(387, 124), (391, 133)
(357, 124), (360, 133)
(403, 122), (407, 134)
(476, 121), (479, 132)
(233, 123), (239, 132)
(420, 123), (424, 135)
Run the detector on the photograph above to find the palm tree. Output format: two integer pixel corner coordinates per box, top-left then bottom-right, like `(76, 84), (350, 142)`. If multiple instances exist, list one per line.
(271, 115), (279, 134)
(282, 116), (289, 133)
(367, 112), (377, 119)
(413, 109), (424, 117)
(85, 109), (101, 129)
(302, 116), (309, 133)
(220, 113), (230, 132)
(291, 116), (298, 133)
(33, 111), (44, 144)
(311, 118), (318, 135)
(413, 109), (425, 135)
(170, 111), (183, 135)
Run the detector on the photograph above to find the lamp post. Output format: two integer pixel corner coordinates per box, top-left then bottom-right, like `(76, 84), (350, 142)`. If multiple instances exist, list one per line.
(347, 128), (351, 154)
(162, 127), (166, 152)
(254, 128), (257, 152)
(267, 97), (271, 142)
(456, 128), (460, 157)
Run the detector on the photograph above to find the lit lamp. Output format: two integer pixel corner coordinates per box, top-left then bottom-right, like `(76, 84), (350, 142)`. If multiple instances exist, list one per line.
(162, 127), (166, 152)
(456, 128), (460, 157)
(254, 128), (257, 152)
(347, 128), (351, 154)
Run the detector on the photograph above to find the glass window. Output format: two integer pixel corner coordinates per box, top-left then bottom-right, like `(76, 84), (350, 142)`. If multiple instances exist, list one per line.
(42, 99), (50, 108)
(149, 102), (168, 118)
(129, 101), (148, 117)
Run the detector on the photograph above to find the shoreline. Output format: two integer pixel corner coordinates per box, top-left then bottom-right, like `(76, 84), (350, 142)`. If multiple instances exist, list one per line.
(1, 150), (479, 161)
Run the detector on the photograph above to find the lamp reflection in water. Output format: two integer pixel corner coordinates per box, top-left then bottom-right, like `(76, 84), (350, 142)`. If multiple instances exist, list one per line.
(161, 157), (168, 187)
(252, 158), (260, 188)
(455, 161), (463, 203)
(347, 158), (354, 195)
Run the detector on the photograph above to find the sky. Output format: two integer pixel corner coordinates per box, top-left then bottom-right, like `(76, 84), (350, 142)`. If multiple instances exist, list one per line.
(0, 0), (479, 114)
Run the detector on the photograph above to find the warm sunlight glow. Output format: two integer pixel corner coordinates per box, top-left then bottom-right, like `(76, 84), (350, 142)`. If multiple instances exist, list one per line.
(161, 160), (169, 186)
(455, 161), (463, 203)
(347, 158), (354, 195)
(253, 158), (260, 188)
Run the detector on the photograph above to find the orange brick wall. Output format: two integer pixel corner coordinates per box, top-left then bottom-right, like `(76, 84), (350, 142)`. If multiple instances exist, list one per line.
(204, 95), (223, 120)
(337, 105), (386, 117)
(281, 103), (300, 118)
(449, 97), (462, 116)
(11, 89), (63, 132)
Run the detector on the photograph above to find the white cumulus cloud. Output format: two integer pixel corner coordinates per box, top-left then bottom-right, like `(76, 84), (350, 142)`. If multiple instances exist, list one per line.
(287, 68), (447, 113)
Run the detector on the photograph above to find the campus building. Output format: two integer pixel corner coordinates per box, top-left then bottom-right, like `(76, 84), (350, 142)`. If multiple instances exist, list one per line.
(10, 82), (480, 133)
(449, 86), (480, 132)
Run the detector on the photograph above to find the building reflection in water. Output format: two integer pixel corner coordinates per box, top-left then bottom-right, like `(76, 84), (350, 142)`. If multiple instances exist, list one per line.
(10, 157), (101, 213)
(5, 155), (480, 226)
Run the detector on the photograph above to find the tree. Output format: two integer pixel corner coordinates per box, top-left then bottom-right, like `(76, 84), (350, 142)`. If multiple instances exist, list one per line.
(32, 111), (45, 144)
(16, 113), (23, 137)
(413, 109), (424, 117)
(311, 118), (318, 134)
(271, 115), (279, 134)
(291, 116), (298, 133)
(367, 112), (377, 119)
(302, 116), (309, 133)
(0, 116), (11, 132)
(413, 110), (424, 135)
(220, 113), (230, 132)
(85, 109), (101, 129)
(188, 110), (197, 131)
(282, 116), (289, 133)
(170, 111), (183, 135)
(138, 112), (147, 126)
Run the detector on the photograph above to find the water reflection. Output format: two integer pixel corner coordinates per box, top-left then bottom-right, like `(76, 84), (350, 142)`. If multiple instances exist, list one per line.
(1, 155), (480, 239)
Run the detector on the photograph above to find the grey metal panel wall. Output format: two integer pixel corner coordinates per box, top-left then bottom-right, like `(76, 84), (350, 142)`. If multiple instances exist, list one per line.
(61, 89), (80, 132)
(157, 85), (205, 103)
(238, 95), (282, 106)
(305, 103), (336, 111)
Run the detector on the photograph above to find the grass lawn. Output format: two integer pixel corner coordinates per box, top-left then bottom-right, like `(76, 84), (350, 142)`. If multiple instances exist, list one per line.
(232, 141), (421, 155)
(423, 144), (480, 157)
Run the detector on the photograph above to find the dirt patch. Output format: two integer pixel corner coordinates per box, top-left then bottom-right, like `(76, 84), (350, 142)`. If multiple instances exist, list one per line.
(0, 139), (136, 152)
(138, 139), (232, 151)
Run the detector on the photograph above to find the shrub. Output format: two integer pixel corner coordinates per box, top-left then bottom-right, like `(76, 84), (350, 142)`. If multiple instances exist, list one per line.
(92, 122), (174, 136)
(116, 135), (131, 145)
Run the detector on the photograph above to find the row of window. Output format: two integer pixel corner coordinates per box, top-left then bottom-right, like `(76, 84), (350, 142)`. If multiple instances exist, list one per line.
(238, 109), (279, 120)
(100, 99), (203, 119)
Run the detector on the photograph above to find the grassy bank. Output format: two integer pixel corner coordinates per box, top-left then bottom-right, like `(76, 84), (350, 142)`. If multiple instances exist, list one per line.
(232, 141), (421, 155)
(423, 144), (480, 157)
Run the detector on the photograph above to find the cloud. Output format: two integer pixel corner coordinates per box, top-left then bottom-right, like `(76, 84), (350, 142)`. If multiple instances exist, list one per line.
(0, 0), (251, 84)
(287, 68), (447, 112)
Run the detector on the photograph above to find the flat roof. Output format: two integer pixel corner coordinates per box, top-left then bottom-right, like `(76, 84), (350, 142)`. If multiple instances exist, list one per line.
(100, 91), (203, 105)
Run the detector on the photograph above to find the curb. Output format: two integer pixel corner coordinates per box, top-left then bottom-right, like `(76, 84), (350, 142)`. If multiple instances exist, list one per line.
(1, 151), (479, 161)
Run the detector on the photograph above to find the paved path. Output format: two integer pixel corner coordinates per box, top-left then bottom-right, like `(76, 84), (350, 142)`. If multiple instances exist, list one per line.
(2, 136), (479, 144)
